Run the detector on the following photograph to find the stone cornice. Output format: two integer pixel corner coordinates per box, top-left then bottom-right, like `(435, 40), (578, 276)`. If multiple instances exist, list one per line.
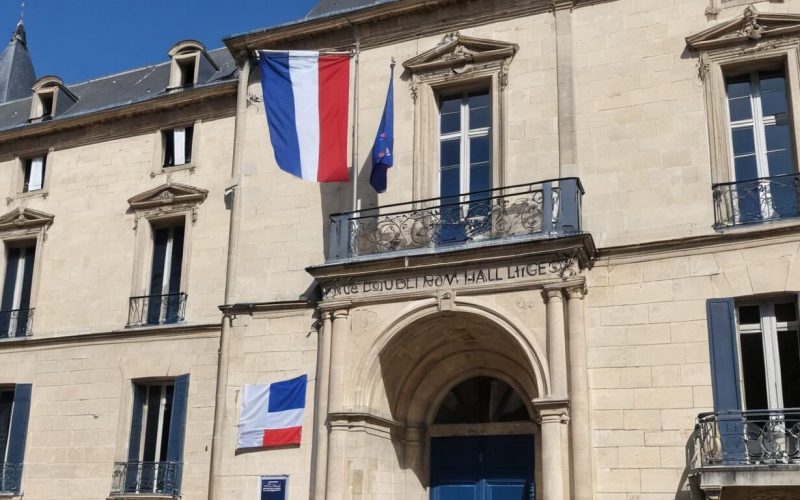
(597, 221), (800, 264)
(0, 80), (237, 147)
(219, 300), (312, 316)
(224, 0), (614, 55)
(0, 323), (220, 352)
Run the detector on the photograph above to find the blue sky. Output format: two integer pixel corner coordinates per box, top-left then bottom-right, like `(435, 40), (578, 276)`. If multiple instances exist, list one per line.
(0, 0), (320, 84)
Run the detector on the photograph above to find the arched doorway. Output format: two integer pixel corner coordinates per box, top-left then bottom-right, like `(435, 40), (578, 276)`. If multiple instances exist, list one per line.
(429, 377), (535, 500)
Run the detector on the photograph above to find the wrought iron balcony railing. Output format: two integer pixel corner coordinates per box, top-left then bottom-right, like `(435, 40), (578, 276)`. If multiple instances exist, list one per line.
(127, 293), (186, 327)
(695, 409), (800, 467)
(0, 463), (23, 494)
(328, 177), (583, 261)
(110, 461), (181, 497)
(0, 308), (33, 338)
(712, 173), (800, 228)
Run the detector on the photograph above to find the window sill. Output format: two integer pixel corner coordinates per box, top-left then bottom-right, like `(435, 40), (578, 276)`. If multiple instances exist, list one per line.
(152, 163), (196, 177)
(107, 495), (175, 500)
(7, 190), (48, 204)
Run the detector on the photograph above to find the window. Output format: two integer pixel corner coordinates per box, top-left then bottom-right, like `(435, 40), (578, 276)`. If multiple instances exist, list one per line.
(725, 69), (797, 223)
(22, 156), (45, 193)
(35, 92), (53, 119)
(163, 126), (193, 168)
(176, 57), (195, 88)
(434, 377), (529, 424)
(0, 384), (31, 494)
(737, 300), (800, 410)
(119, 376), (188, 496)
(144, 223), (184, 326)
(439, 90), (492, 205)
(0, 242), (35, 337)
(437, 90), (492, 243)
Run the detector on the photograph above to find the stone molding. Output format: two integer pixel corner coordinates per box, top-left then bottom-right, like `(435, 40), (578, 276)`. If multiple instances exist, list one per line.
(0, 207), (53, 234)
(127, 181), (208, 230)
(687, 4), (800, 50)
(402, 33), (518, 80)
(532, 397), (571, 424)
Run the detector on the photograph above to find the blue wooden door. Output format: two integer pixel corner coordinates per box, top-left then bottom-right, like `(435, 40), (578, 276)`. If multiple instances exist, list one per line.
(431, 435), (534, 500)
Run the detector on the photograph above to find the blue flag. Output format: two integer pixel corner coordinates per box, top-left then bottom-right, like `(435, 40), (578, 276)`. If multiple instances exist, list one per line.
(370, 67), (394, 193)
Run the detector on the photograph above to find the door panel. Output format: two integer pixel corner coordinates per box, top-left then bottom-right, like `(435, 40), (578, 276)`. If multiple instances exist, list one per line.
(431, 435), (534, 500)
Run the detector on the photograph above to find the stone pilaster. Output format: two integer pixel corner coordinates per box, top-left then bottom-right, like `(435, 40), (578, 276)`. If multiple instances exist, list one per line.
(566, 284), (591, 500)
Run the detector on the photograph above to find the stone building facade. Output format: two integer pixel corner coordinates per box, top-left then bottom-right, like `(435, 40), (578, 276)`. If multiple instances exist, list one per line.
(0, 1), (798, 500)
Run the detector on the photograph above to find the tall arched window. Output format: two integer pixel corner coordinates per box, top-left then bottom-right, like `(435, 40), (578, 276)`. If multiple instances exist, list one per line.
(434, 376), (530, 424)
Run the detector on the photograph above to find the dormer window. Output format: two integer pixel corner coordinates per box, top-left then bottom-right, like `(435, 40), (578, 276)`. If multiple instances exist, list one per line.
(30, 76), (77, 122)
(167, 40), (219, 91)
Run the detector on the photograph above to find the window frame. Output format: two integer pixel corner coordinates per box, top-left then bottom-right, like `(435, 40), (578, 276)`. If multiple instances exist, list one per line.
(14, 152), (52, 199)
(169, 53), (198, 90)
(700, 43), (800, 186)
(437, 89), (493, 202)
(153, 121), (200, 175)
(734, 297), (800, 410)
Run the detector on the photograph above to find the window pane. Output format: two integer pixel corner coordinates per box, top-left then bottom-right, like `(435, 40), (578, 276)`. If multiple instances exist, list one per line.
(159, 385), (174, 461)
(470, 135), (490, 165)
(776, 302), (797, 323)
(741, 332), (769, 410)
(440, 97), (461, 135)
(766, 149), (794, 177)
(765, 124), (792, 154)
(728, 97), (752, 122)
(739, 305), (761, 326)
(440, 139), (460, 168)
(760, 73), (788, 117)
(470, 163), (491, 195)
(142, 386), (162, 461)
(468, 92), (490, 130)
(0, 390), (14, 462)
(440, 165), (461, 201)
(734, 154), (759, 182)
(732, 127), (756, 156)
(727, 78), (751, 99)
(778, 329), (800, 408)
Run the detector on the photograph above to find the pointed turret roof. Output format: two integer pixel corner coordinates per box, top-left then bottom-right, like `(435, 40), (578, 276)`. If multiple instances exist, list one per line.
(0, 21), (35, 103)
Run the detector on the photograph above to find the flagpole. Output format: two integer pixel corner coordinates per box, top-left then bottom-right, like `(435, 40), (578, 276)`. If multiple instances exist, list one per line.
(350, 32), (361, 213)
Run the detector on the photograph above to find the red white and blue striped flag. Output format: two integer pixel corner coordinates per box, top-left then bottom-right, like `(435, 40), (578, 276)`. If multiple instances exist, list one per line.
(258, 50), (350, 182)
(237, 374), (307, 449)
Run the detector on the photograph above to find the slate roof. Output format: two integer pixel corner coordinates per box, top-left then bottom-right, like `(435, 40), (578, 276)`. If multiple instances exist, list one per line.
(0, 22), (36, 104)
(305, 0), (399, 19)
(0, 46), (237, 134)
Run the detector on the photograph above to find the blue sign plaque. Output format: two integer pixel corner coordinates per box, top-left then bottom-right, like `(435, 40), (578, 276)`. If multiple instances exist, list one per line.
(260, 476), (288, 500)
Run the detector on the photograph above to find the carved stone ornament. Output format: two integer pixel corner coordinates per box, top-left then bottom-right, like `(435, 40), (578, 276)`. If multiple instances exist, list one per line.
(403, 33), (518, 86)
(687, 5), (800, 50)
(0, 207), (54, 233)
(128, 182), (208, 229)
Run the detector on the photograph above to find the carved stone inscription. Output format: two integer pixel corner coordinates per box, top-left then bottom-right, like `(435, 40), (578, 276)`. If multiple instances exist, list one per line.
(321, 255), (577, 300)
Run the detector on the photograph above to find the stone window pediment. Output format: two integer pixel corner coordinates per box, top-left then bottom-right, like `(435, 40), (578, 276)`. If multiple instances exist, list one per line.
(687, 5), (800, 50)
(127, 182), (208, 211)
(0, 208), (54, 232)
(128, 182), (208, 229)
(403, 33), (518, 78)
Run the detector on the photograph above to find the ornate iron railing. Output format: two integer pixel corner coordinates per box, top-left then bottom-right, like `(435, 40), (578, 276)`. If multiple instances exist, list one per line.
(0, 308), (33, 338)
(712, 173), (800, 228)
(127, 293), (186, 327)
(328, 178), (583, 261)
(110, 461), (181, 496)
(0, 463), (23, 494)
(695, 409), (800, 467)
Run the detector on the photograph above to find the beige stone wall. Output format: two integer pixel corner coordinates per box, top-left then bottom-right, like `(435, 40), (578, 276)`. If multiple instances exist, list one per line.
(0, 332), (219, 499)
(586, 234), (800, 499)
(216, 310), (318, 500)
(0, 107), (234, 337)
(234, 12), (560, 303)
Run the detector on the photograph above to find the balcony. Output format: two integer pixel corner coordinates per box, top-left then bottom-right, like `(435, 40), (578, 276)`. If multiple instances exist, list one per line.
(0, 308), (33, 338)
(328, 177), (583, 262)
(0, 463), (22, 494)
(110, 461), (181, 498)
(127, 293), (186, 327)
(712, 173), (800, 228)
(690, 410), (800, 497)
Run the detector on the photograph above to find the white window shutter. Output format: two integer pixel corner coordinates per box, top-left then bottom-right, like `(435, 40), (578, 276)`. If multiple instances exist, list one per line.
(173, 128), (186, 165)
(28, 157), (44, 191)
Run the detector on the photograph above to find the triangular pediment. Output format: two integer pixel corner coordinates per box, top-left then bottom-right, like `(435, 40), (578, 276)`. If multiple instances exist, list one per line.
(0, 207), (54, 231)
(127, 182), (208, 210)
(403, 33), (518, 73)
(687, 5), (800, 50)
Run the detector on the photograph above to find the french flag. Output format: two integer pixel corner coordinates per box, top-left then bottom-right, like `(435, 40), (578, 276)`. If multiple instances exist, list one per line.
(237, 374), (307, 449)
(258, 51), (350, 182)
